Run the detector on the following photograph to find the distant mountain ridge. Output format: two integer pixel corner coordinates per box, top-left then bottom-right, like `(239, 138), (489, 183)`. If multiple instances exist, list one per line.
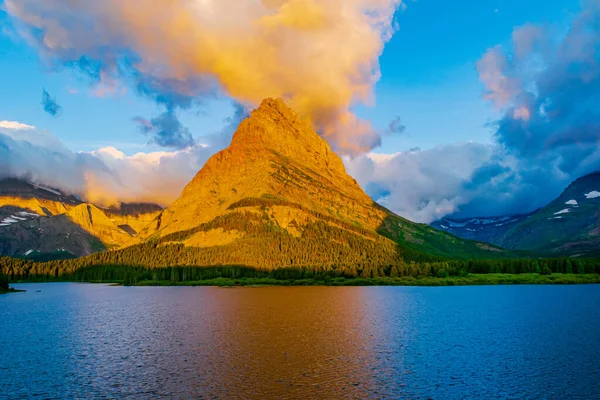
(0, 178), (162, 259)
(431, 213), (534, 247)
(431, 172), (600, 257)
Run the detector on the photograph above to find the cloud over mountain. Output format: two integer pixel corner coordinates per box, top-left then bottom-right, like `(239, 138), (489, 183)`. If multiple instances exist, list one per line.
(6, 0), (403, 155)
(470, 2), (600, 214)
(0, 121), (217, 207)
(344, 143), (496, 223)
(348, 2), (600, 223)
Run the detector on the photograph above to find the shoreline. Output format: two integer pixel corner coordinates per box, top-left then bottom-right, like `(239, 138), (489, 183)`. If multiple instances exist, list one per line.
(0, 288), (26, 294)
(12, 273), (600, 288)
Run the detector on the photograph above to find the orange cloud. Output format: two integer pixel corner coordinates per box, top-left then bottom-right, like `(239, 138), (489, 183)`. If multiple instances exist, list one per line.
(91, 71), (127, 98)
(6, 0), (403, 155)
(513, 106), (530, 121)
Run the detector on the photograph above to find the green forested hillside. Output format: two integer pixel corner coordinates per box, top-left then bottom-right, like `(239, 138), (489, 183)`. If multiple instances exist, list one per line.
(432, 172), (600, 257)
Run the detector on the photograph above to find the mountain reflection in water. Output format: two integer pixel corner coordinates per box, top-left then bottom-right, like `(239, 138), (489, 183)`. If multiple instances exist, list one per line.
(1, 283), (599, 399)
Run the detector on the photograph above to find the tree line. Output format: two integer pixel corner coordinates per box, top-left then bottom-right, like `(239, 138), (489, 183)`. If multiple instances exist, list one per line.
(0, 264), (9, 290)
(1, 250), (598, 284)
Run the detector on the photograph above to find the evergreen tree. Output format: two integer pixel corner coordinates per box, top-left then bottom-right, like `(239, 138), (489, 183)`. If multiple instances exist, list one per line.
(437, 269), (449, 278)
(0, 267), (8, 290)
(576, 260), (585, 275)
(123, 272), (132, 286)
(541, 263), (552, 275)
(565, 260), (573, 274)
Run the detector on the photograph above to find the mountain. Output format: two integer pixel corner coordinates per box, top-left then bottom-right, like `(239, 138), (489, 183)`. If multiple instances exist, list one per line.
(102, 203), (163, 236)
(0, 178), (82, 218)
(432, 173), (600, 257)
(431, 213), (533, 247)
(122, 98), (506, 269)
(0, 179), (162, 259)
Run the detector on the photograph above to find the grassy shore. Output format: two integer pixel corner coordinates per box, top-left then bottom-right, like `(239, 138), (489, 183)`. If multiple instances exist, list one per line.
(126, 273), (600, 288)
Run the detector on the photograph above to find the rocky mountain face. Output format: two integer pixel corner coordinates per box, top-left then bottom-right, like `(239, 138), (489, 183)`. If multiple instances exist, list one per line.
(134, 98), (504, 266)
(0, 178), (81, 218)
(0, 179), (162, 259)
(431, 172), (600, 257)
(102, 203), (163, 236)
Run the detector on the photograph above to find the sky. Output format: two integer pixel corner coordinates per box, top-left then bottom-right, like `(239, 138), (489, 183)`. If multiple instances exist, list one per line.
(0, 0), (598, 222)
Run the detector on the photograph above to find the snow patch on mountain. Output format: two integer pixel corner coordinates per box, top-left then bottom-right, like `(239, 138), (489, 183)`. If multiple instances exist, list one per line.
(0, 211), (40, 227)
(585, 191), (600, 199)
(446, 216), (515, 228)
(565, 199), (578, 205)
(554, 209), (570, 215)
(18, 211), (39, 218)
(0, 216), (20, 225)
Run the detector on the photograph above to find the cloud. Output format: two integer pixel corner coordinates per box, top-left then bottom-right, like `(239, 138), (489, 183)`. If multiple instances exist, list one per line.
(0, 126), (84, 194)
(134, 110), (195, 150)
(6, 0), (403, 155)
(0, 121), (35, 130)
(478, 5), (600, 159)
(0, 108), (244, 206)
(476, 46), (521, 109)
(468, 3), (600, 211)
(344, 142), (495, 223)
(41, 89), (62, 117)
(8, 1), (598, 225)
(352, 3), (600, 223)
(387, 116), (406, 135)
(91, 71), (127, 98)
(82, 145), (211, 206)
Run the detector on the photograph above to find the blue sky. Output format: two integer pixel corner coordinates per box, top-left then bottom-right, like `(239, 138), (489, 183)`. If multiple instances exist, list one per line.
(1, 0), (597, 222)
(0, 0), (579, 154)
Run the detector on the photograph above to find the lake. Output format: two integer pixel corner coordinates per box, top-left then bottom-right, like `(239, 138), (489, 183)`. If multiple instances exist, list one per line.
(1, 283), (599, 399)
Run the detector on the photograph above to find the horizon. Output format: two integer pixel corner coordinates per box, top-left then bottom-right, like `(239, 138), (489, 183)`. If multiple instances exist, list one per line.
(1, 0), (599, 223)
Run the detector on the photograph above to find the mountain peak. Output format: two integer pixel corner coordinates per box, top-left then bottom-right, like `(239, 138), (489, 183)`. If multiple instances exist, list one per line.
(228, 98), (347, 175)
(139, 99), (377, 238)
(231, 97), (305, 146)
(257, 97), (297, 120)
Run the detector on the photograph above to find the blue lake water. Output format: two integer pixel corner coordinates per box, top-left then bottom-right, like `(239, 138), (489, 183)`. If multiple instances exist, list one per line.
(1, 283), (599, 399)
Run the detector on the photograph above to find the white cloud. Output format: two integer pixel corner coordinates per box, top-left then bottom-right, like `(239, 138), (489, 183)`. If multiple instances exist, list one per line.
(344, 142), (495, 223)
(0, 121), (36, 130)
(0, 126), (217, 207)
